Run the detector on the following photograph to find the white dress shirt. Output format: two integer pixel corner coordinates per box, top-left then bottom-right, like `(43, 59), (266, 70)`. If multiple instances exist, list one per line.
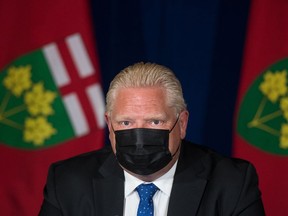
(123, 161), (178, 216)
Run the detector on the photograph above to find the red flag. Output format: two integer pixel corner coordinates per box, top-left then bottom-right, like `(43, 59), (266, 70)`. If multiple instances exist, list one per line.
(0, 1), (105, 215)
(234, 0), (288, 215)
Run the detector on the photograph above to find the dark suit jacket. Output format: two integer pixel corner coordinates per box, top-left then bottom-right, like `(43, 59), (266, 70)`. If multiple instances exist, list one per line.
(39, 140), (265, 216)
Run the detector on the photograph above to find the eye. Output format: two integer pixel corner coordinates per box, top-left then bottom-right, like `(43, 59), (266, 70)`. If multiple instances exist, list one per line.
(150, 120), (163, 126)
(120, 121), (130, 126)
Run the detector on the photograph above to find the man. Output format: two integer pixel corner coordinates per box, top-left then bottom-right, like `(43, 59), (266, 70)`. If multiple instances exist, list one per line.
(39, 62), (265, 215)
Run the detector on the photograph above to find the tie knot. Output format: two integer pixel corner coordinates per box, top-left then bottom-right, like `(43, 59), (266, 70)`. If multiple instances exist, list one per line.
(136, 183), (158, 199)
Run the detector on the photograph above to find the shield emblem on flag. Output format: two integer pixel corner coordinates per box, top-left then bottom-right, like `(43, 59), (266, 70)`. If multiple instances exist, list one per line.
(0, 33), (105, 150)
(237, 58), (288, 155)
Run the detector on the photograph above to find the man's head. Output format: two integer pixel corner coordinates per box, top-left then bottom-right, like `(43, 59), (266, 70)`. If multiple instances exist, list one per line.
(105, 62), (189, 181)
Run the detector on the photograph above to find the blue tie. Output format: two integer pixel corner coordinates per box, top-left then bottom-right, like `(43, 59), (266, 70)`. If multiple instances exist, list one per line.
(136, 183), (159, 216)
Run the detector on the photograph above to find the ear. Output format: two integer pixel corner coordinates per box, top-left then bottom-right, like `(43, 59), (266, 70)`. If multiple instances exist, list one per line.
(179, 110), (189, 139)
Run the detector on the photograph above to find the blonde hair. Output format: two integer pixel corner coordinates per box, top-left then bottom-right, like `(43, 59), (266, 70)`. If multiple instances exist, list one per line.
(105, 62), (187, 115)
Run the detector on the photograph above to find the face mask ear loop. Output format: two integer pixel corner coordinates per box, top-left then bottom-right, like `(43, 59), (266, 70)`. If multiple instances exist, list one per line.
(171, 141), (181, 157)
(110, 119), (116, 133)
(169, 113), (180, 133)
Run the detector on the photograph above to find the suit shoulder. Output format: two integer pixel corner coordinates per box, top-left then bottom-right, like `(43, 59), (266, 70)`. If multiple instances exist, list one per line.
(179, 143), (264, 214)
(180, 140), (255, 178)
(51, 146), (113, 177)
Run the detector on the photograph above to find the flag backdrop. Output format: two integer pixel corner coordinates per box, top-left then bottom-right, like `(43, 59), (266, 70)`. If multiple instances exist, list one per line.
(0, 0), (254, 215)
(0, 1), (105, 215)
(234, 0), (288, 215)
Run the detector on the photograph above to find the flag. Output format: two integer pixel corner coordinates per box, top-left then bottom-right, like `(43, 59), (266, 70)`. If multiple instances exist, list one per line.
(234, 0), (288, 215)
(0, 1), (105, 215)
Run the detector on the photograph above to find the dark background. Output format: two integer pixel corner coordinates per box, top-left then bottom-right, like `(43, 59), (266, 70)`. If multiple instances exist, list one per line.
(91, 0), (251, 156)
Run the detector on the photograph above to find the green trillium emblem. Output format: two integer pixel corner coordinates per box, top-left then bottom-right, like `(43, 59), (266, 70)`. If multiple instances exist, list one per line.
(237, 58), (288, 155)
(1, 64), (57, 147)
(0, 50), (75, 150)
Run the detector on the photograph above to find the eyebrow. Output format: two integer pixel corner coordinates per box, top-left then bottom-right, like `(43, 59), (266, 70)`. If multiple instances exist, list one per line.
(112, 116), (132, 122)
(144, 114), (167, 120)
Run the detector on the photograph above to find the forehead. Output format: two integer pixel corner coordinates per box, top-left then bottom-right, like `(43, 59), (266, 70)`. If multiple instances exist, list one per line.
(111, 87), (172, 117)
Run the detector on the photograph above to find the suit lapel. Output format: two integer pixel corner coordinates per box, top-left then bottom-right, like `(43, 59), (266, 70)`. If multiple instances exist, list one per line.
(167, 141), (209, 216)
(93, 153), (125, 216)
(167, 169), (207, 216)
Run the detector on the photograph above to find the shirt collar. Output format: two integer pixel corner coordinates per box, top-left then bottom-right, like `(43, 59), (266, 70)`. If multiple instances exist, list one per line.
(124, 160), (178, 197)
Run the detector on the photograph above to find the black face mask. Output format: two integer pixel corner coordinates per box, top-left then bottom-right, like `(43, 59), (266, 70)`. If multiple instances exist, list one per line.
(113, 117), (180, 175)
